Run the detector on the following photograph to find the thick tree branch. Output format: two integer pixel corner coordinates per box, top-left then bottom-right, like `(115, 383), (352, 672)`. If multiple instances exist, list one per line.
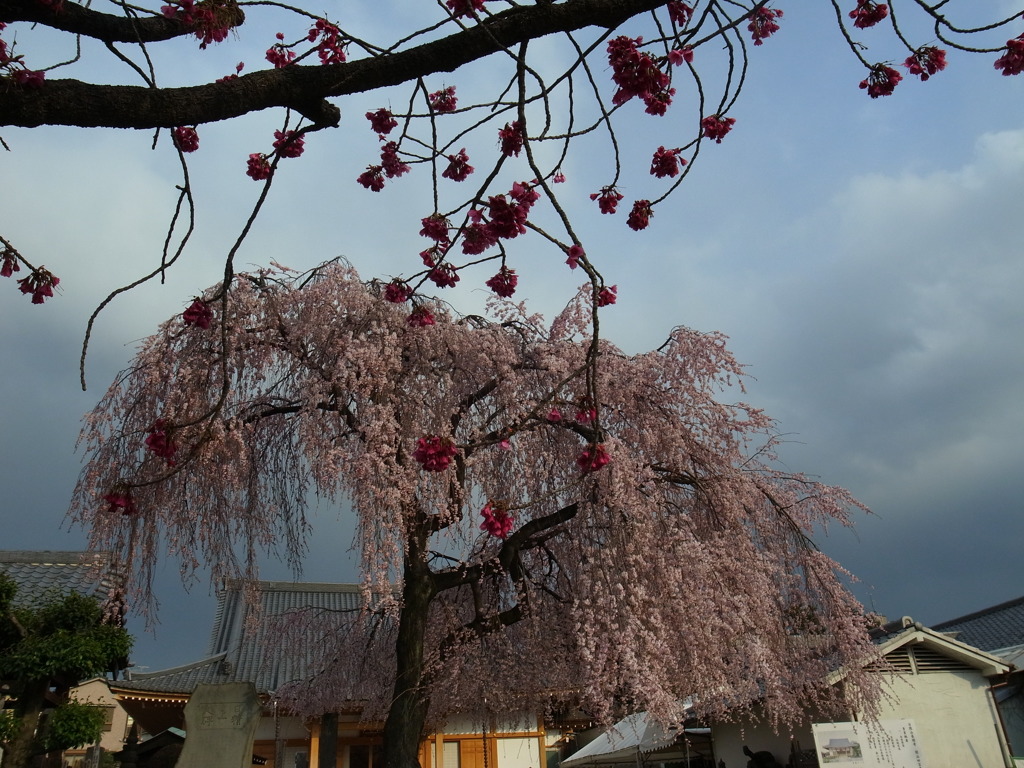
(0, 0), (198, 43)
(0, 0), (665, 128)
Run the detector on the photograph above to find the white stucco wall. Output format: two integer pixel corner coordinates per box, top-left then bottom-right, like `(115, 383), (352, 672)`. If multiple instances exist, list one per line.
(713, 669), (1010, 768)
(494, 736), (542, 768)
(871, 669), (1008, 767)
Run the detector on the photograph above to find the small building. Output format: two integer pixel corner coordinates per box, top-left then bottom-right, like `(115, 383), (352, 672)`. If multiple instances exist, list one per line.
(62, 678), (135, 767)
(566, 618), (1016, 768)
(0, 550), (132, 767)
(111, 581), (553, 768)
(934, 594), (1024, 762)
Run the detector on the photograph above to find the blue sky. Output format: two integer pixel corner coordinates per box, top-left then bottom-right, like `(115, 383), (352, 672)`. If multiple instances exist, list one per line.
(1, 2), (1022, 670)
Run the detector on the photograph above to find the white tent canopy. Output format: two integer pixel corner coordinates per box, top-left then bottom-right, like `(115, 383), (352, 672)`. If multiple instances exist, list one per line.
(560, 712), (711, 768)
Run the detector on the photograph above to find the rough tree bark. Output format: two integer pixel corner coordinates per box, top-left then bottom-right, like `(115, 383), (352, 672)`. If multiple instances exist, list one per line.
(0, 0), (668, 128)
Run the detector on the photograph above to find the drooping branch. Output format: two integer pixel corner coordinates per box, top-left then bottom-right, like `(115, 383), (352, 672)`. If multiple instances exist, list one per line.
(0, 0), (667, 128)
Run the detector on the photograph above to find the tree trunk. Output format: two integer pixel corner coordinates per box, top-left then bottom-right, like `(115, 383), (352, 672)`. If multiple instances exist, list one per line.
(5, 680), (47, 768)
(380, 522), (434, 768)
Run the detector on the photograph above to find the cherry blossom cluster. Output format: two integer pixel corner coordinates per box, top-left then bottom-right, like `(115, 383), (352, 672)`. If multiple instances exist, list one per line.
(995, 33), (1024, 77)
(576, 443), (611, 473)
(607, 36), (674, 115)
(666, 2), (693, 27)
(173, 126), (200, 153)
(747, 6), (783, 46)
(413, 435), (458, 471)
(499, 121), (525, 157)
(266, 33), (296, 68)
(446, 0), (486, 19)
(0, 25), (45, 89)
(145, 419), (178, 465)
(480, 502), (514, 538)
(904, 47), (947, 82)
(848, 1), (889, 30)
(15, 266), (60, 303)
(407, 305), (436, 327)
(183, 298), (213, 328)
(308, 18), (347, 64)
(160, 0), (237, 49)
(429, 86), (458, 113)
(650, 146), (686, 178)
(102, 490), (136, 516)
(485, 266), (518, 298)
(859, 64), (902, 98)
(701, 115), (736, 143)
(443, 149), (474, 182)
(366, 108), (398, 136)
(590, 187), (624, 215)
(246, 129), (306, 180)
(627, 200), (652, 231)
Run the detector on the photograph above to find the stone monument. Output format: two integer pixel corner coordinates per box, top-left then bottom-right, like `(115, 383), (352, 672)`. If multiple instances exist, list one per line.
(175, 682), (262, 768)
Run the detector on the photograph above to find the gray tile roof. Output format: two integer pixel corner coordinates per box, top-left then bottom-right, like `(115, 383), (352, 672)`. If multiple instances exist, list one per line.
(932, 595), (1024, 652)
(0, 550), (117, 607)
(119, 581), (364, 695)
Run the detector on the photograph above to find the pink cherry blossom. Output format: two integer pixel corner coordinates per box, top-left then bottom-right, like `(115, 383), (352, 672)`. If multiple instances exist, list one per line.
(407, 305), (436, 327)
(596, 285), (617, 307)
(668, 47), (693, 67)
(380, 141), (410, 178)
(145, 419), (178, 465)
(442, 149), (474, 181)
(172, 126), (200, 153)
(383, 281), (412, 304)
(366, 108), (398, 135)
(565, 244), (585, 270)
(428, 264), (460, 289)
(183, 298), (213, 328)
(486, 194), (529, 240)
(429, 86), (458, 113)
(701, 114), (736, 142)
(460, 221), (498, 255)
(627, 200), (653, 231)
(590, 186), (624, 215)
(1, 250), (20, 278)
(849, 1), (889, 29)
(606, 36), (671, 112)
(499, 121), (524, 157)
(446, 0), (485, 18)
(485, 266), (518, 297)
(546, 407), (562, 423)
(246, 153), (272, 180)
(748, 6), (783, 45)
(309, 18), (347, 64)
(12, 68), (45, 88)
(480, 502), (514, 538)
(419, 214), (451, 243)
(650, 146), (685, 178)
(273, 130), (305, 158)
(102, 490), (136, 516)
(265, 43), (296, 68)
(413, 435), (458, 471)
(576, 442), (611, 473)
(666, 1), (693, 27)
(357, 166), (386, 191)
(859, 63), (902, 97)
(16, 267), (60, 304)
(994, 35), (1024, 76)
(904, 47), (946, 81)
